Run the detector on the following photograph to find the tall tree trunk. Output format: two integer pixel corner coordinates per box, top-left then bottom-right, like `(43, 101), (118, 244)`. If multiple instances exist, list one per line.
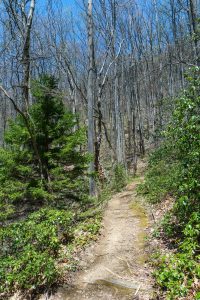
(114, 62), (125, 164)
(112, 0), (126, 166)
(188, 0), (200, 66)
(87, 0), (96, 196)
(22, 0), (35, 111)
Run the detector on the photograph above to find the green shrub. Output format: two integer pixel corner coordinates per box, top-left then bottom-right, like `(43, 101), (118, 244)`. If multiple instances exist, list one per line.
(1, 247), (57, 293)
(112, 163), (127, 192)
(153, 252), (199, 299)
(0, 208), (73, 294)
(153, 212), (200, 299)
(142, 68), (200, 299)
(138, 159), (180, 203)
(73, 214), (102, 247)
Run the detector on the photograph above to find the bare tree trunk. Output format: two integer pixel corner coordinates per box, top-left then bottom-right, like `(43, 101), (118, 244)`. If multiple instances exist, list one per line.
(22, 0), (35, 110)
(114, 63), (125, 164)
(87, 0), (96, 196)
(188, 0), (200, 65)
(111, 0), (126, 166)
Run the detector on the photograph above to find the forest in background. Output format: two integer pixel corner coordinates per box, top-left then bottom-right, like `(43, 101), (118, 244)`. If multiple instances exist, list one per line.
(0, 0), (199, 299)
(0, 0), (199, 174)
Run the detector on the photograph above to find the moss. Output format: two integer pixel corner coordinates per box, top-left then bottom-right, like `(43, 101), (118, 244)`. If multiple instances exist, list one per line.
(130, 200), (149, 265)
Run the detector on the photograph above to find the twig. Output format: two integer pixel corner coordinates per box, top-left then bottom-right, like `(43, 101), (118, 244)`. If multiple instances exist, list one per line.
(103, 267), (123, 279)
(134, 284), (141, 296)
(115, 256), (135, 275)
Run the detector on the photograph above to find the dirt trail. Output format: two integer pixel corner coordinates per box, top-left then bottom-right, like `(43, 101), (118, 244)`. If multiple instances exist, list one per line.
(45, 176), (154, 300)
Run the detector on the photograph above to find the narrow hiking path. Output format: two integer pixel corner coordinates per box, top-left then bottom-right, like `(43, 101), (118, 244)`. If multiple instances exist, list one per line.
(43, 175), (154, 300)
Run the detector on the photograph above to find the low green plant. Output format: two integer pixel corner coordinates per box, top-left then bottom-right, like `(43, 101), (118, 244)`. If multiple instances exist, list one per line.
(153, 213), (200, 299)
(153, 252), (199, 299)
(137, 146), (180, 203)
(1, 247), (57, 293)
(142, 68), (200, 299)
(0, 208), (74, 294)
(73, 214), (102, 247)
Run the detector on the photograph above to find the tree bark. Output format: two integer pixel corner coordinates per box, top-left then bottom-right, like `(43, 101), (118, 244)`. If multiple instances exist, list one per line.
(87, 0), (96, 196)
(22, 0), (36, 110)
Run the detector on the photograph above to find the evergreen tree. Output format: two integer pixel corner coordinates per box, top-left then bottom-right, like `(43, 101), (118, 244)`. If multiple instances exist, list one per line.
(0, 75), (88, 221)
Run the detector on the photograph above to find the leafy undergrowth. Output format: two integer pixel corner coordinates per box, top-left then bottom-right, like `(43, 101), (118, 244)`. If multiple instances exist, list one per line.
(0, 75), (130, 299)
(0, 208), (72, 296)
(0, 163), (129, 299)
(139, 68), (200, 299)
(137, 148), (180, 204)
(151, 212), (200, 299)
(0, 206), (103, 299)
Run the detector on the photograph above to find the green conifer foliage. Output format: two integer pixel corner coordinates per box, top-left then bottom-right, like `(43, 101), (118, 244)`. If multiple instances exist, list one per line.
(0, 75), (88, 221)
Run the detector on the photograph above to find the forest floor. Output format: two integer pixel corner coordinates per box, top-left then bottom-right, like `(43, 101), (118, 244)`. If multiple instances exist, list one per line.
(40, 168), (155, 300)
